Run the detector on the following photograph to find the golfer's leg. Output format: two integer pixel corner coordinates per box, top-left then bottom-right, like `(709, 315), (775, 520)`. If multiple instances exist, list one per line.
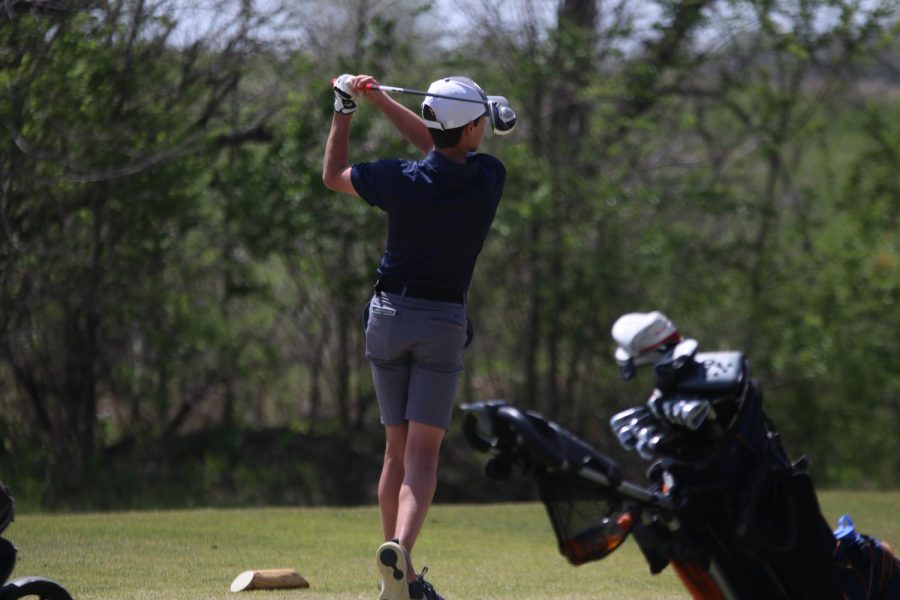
(379, 423), (408, 541)
(366, 292), (413, 543)
(395, 420), (446, 581)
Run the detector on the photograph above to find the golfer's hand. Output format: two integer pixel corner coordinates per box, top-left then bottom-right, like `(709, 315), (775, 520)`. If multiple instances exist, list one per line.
(333, 74), (357, 114)
(353, 75), (386, 105)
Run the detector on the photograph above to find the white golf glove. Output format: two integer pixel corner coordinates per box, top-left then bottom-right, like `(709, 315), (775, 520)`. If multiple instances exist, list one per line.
(333, 74), (357, 114)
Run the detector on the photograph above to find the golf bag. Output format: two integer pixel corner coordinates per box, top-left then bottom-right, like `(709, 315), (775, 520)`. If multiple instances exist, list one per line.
(461, 343), (900, 599)
(834, 515), (900, 600)
(0, 482), (74, 600)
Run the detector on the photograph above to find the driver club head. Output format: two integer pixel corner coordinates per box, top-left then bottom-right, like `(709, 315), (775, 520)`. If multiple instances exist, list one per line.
(448, 79), (517, 135)
(488, 99), (517, 135)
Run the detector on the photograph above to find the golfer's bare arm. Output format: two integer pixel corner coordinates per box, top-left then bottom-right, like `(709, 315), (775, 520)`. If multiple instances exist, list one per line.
(322, 112), (358, 196)
(368, 91), (433, 155)
(351, 74), (431, 155)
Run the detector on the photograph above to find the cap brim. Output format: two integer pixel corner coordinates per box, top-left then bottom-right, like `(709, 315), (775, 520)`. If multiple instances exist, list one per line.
(487, 95), (508, 106)
(615, 347), (631, 365)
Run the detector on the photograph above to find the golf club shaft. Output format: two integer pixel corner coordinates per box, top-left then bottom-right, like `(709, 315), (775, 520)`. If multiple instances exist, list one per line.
(365, 83), (486, 105)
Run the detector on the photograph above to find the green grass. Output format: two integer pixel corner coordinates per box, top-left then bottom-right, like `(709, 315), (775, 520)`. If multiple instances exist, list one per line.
(8, 492), (899, 599)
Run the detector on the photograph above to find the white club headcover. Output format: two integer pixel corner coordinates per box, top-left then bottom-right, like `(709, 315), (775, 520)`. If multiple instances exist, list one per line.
(612, 311), (681, 367)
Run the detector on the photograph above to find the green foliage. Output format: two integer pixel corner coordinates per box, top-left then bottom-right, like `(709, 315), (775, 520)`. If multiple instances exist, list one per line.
(769, 100), (899, 484)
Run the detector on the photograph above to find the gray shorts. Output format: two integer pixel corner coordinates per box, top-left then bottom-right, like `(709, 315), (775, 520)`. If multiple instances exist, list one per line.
(365, 291), (468, 429)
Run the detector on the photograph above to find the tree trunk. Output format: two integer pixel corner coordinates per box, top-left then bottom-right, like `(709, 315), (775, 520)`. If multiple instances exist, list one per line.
(541, 0), (598, 416)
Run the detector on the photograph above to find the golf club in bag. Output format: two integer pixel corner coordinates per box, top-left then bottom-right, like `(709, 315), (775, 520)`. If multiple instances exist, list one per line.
(0, 483), (73, 600)
(461, 311), (899, 600)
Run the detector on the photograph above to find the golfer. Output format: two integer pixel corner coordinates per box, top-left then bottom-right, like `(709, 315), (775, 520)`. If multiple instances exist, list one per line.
(323, 73), (508, 600)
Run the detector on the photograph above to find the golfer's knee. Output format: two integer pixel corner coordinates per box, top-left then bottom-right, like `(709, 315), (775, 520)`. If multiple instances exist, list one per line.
(382, 452), (405, 479)
(385, 442), (406, 464)
(404, 452), (439, 478)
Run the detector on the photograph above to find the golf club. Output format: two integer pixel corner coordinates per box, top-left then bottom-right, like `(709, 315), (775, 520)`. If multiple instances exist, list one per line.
(332, 78), (518, 135)
(368, 82), (518, 136)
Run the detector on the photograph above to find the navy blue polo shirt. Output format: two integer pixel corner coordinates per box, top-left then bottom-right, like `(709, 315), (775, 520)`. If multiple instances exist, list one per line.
(351, 150), (505, 293)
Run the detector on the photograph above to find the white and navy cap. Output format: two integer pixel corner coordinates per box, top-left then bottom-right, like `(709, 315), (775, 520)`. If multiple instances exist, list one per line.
(422, 76), (501, 130)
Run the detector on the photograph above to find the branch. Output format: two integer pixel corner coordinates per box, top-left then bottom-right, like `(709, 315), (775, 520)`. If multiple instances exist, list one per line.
(614, 0), (714, 124)
(215, 124), (273, 147)
(4, 0), (68, 20)
(2, 117), (212, 183)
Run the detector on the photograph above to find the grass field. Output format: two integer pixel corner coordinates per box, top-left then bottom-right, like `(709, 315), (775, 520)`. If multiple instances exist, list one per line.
(7, 491), (899, 599)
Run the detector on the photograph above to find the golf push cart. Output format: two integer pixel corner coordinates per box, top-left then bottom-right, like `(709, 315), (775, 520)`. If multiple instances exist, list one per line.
(0, 483), (73, 600)
(462, 311), (900, 600)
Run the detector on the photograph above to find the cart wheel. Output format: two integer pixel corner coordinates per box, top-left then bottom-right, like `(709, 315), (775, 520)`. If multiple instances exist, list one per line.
(0, 538), (15, 585)
(0, 576), (73, 600)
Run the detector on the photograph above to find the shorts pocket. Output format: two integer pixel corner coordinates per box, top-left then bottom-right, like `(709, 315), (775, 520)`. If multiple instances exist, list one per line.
(366, 300), (401, 360)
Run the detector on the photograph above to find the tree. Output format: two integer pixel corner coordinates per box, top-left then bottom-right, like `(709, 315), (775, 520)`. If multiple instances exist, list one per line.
(0, 0), (280, 485)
